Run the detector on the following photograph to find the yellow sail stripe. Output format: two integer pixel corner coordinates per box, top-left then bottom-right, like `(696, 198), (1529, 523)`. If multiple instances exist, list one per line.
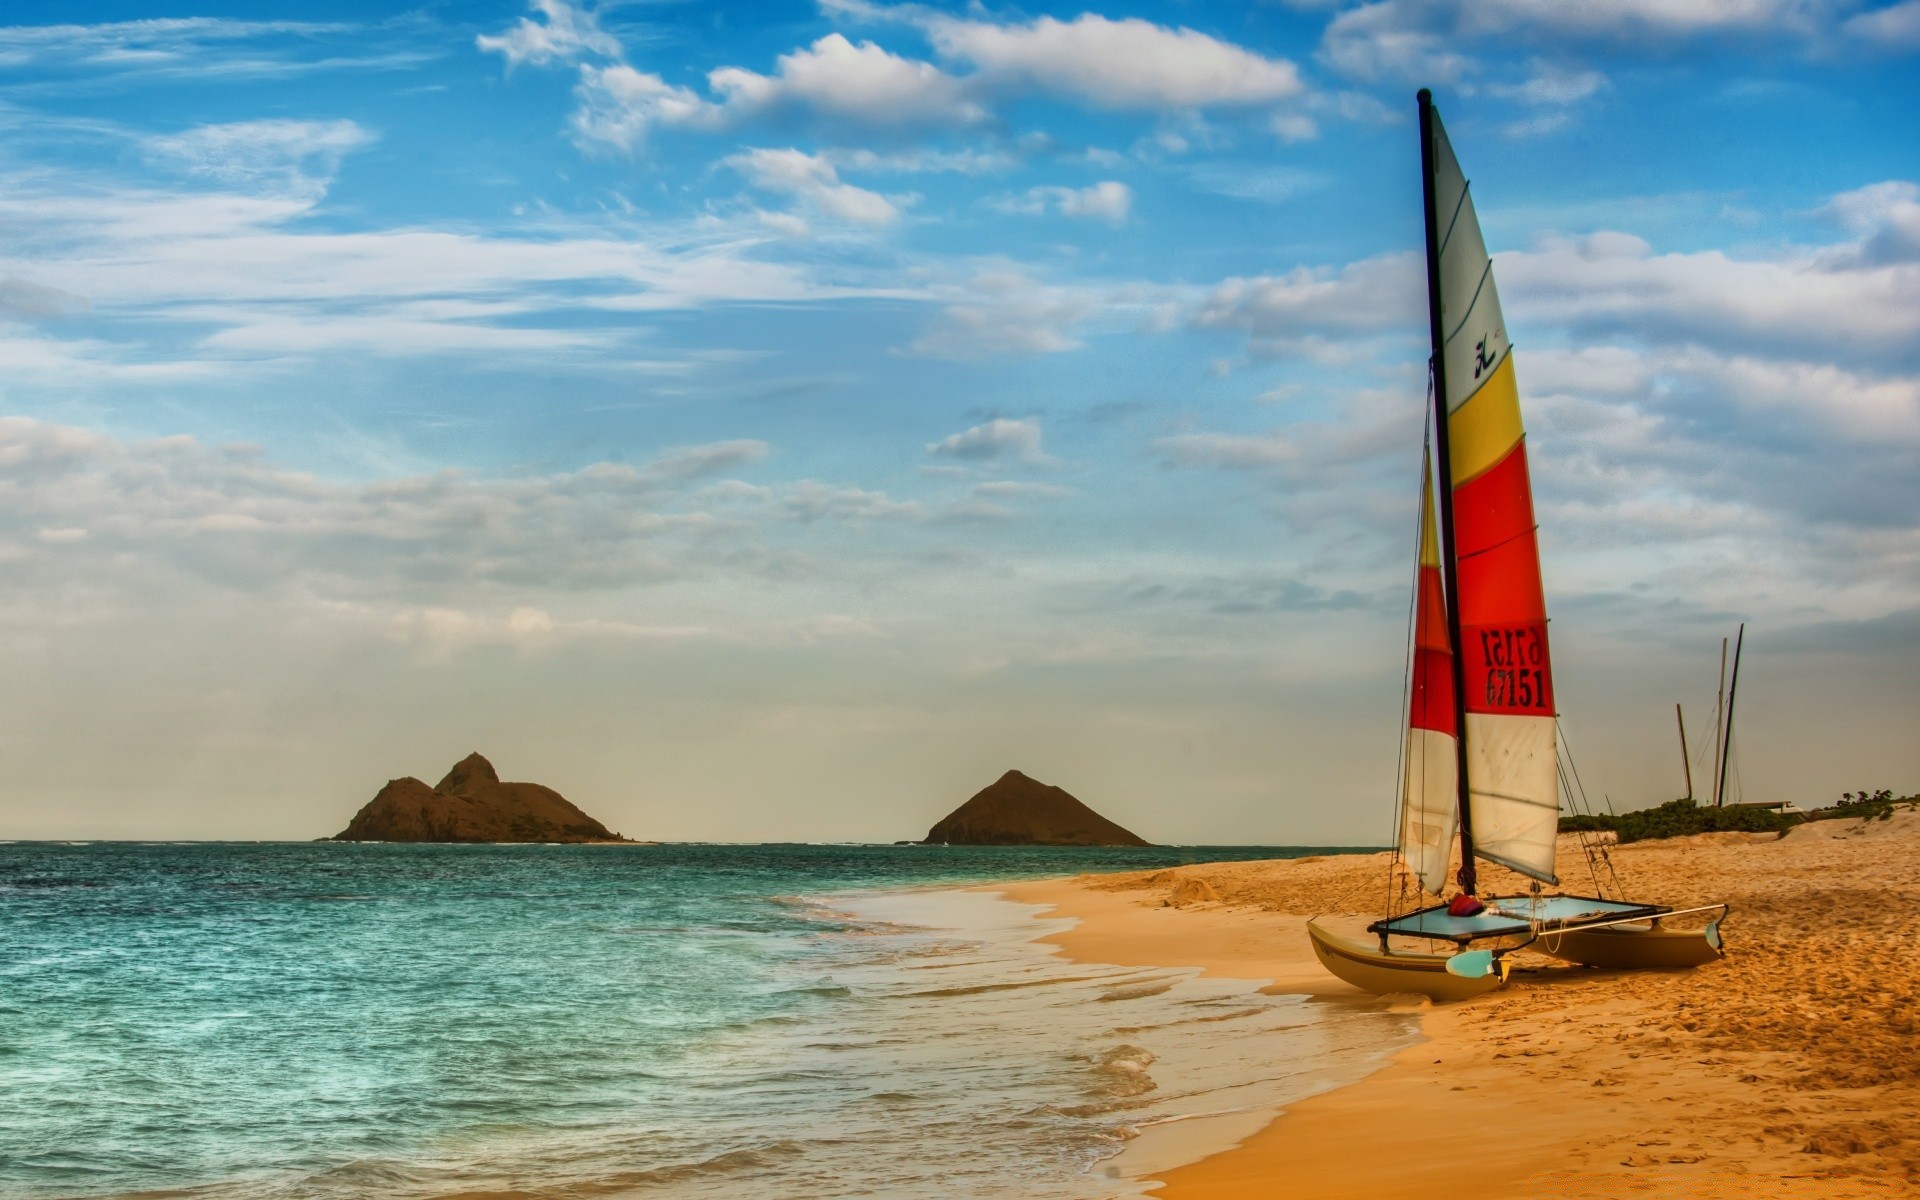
(1446, 354), (1523, 486)
(1418, 453), (1442, 567)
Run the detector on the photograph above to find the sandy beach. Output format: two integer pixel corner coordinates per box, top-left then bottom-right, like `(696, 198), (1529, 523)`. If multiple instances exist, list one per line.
(1000, 807), (1920, 1199)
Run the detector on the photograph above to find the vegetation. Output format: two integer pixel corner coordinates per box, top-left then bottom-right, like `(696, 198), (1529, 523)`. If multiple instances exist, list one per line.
(1563, 789), (1917, 842)
(1561, 798), (1795, 843)
(1804, 789), (1916, 823)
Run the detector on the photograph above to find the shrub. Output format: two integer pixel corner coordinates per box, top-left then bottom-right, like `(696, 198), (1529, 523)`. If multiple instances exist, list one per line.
(1557, 798), (1797, 843)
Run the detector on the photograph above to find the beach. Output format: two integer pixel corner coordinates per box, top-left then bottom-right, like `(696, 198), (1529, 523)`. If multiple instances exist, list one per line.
(1000, 807), (1920, 1199)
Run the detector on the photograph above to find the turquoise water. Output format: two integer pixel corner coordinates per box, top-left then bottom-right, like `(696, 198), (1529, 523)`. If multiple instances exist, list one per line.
(1, 842), (1397, 1199)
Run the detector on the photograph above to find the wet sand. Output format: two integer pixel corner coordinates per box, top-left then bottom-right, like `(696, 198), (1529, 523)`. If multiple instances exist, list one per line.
(998, 806), (1920, 1198)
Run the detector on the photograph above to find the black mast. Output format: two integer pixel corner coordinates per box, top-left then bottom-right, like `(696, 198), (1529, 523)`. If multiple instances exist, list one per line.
(1418, 88), (1478, 896)
(1714, 623), (1745, 808)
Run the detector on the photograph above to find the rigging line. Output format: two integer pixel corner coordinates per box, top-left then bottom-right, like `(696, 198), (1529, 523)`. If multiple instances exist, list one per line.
(1558, 718), (1625, 895)
(1557, 748), (1606, 898)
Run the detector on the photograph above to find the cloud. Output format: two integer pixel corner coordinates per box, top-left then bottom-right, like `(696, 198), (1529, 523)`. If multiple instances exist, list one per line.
(782, 481), (923, 521)
(906, 272), (1094, 359)
(1498, 226), (1920, 368)
(1191, 252), (1425, 350)
(1319, 0), (1850, 85)
(536, 9), (1306, 153)
(0, 17), (397, 82)
(727, 148), (905, 225)
(1820, 181), (1920, 267)
(926, 418), (1046, 462)
(570, 64), (714, 152)
(997, 180), (1132, 224)
(1493, 59), (1610, 105)
(143, 119), (376, 194)
(476, 0), (619, 68)
(0, 277), (89, 321)
(0, 163), (910, 365)
(923, 12), (1304, 109)
(707, 33), (986, 128)
(1843, 0), (1920, 47)
(1156, 430), (1300, 469)
(389, 605), (709, 659)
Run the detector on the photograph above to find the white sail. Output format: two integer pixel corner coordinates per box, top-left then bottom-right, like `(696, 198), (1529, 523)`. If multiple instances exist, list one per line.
(1398, 453), (1458, 895)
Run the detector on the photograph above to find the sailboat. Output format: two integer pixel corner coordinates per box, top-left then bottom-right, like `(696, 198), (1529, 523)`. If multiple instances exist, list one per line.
(1307, 90), (1728, 1001)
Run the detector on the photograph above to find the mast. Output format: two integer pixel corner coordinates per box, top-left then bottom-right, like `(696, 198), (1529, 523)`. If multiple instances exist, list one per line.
(1710, 637), (1728, 807)
(1676, 704), (1693, 802)
(1714, 624), (1745, 808)
(1417, 87), (1477, 896)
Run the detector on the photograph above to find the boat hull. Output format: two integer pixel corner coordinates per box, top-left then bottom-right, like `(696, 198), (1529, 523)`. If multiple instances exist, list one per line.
(1538, 920), (1724, 970)
(1307, 920), (1502, 1002)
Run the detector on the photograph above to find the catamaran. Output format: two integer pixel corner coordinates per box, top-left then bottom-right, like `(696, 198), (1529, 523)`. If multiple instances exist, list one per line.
(1307, 90), (1728, 1001)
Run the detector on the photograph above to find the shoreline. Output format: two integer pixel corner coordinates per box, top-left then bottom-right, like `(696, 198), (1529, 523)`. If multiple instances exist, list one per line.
(990, 811), (1919, 1198)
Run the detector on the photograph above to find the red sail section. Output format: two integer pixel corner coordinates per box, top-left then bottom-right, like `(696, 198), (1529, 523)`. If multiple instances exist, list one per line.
(1452, 440), (1553, 717)
(1409, 464), (1457, 737)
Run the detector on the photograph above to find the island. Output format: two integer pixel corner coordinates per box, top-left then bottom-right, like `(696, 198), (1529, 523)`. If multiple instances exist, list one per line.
(923, 769), (1151, 846)
(329, 752), (632, 843)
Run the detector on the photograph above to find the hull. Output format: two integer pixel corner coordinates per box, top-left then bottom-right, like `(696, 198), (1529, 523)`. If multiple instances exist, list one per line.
(1307, 920), (1502, 1002)
(1538, 920), (1724, 970)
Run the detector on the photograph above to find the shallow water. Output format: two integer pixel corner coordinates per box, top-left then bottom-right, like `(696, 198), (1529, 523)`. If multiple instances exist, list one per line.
(0, 842), (1409, 1199)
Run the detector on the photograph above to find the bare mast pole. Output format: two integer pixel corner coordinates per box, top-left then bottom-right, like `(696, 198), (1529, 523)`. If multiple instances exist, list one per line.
(1676, 704), (1694, 803)
(1710, 637), (1728, 809)
(1417, 88), (1478, 897)
(1715, 624), (1746, 808)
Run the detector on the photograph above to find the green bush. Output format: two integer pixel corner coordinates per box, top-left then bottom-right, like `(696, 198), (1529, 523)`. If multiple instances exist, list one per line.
(1805, 789), (1916, 823)
(1557, 798), (1797, 843)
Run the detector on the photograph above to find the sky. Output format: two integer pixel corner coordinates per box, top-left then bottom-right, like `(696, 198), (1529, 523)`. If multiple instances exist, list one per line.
(0, 0), (1915, 843)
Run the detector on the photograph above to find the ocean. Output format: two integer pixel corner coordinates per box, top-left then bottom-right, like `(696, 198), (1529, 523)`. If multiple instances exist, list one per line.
(1, 842), (1414, 1199)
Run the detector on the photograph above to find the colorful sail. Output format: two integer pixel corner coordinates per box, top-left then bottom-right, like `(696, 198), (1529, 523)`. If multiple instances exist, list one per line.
(1399, 447), (1458, 895)
(1427, 101), (1561, 885)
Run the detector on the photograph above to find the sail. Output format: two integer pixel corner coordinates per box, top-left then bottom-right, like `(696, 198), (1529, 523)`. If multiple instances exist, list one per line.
(1399, 448), (1458, 894)
(1426, 101), (1561, 885)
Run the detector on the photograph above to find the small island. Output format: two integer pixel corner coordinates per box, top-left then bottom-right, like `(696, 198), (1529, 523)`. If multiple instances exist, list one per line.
(330, 753), (632, 843)
(923, 769), (1151, 846)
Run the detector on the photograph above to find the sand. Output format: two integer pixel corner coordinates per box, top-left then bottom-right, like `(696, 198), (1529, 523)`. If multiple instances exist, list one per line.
(998, 805), (1920, 1199)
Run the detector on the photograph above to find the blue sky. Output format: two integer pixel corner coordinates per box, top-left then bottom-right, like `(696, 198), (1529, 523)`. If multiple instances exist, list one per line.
(1, 0), (1916, 840)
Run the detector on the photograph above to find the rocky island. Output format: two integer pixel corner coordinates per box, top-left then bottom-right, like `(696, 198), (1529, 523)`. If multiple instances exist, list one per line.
(924, 770), (1151, 846)
(330, 752), (631, 843)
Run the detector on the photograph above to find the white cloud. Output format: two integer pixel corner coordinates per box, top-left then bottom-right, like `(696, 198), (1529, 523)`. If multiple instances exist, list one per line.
(1843, 0), (1920, 47)
(477, 0), (620, 68)
(143, 119), (375, 194)
(1320, 0), (1841, 85)
(0, 17), (401, 82)
(570, 64), (714, 152)
(389, 605), (710, 659)
(1157, 430), (1300, 468)
(727, 148), (905, 225)
(925, 12), (1304, 109)
(907, 271), (1094, 360)
(1191, 252), (1425, 350)
(826, 147), (1018, 175)
(0, 277), (88, 321)
(0, 164), (913, 364)
(1494, 60), (1610, 105)
(998, 181), (1132, 224)
(1820, 181), (1920, 266)
(926, 418), (1047, 462)
(707, 33), (986, 127)
(1499, 227), (1920, 366)
(782, 481), (924, 521)
(1320, 2), (1477, 84)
